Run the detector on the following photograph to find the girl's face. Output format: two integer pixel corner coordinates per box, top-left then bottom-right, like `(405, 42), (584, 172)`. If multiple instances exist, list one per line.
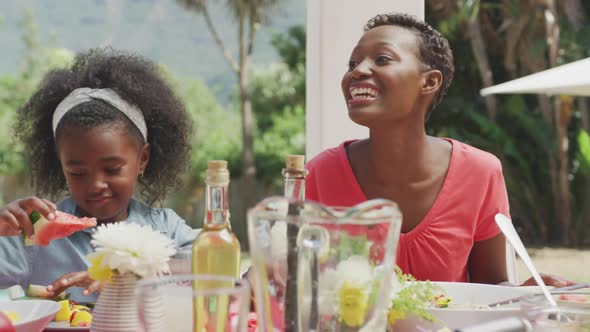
(341, 25), (429, 126)
(56, 124), (149, 223)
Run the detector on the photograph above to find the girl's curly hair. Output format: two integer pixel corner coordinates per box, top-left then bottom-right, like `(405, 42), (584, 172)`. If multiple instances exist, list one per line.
(15, 47), (192, 206)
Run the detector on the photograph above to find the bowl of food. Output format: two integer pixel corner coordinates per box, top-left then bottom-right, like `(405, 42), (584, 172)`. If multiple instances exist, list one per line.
(0, 300), (60, 332)
(389, 281), (536, 331)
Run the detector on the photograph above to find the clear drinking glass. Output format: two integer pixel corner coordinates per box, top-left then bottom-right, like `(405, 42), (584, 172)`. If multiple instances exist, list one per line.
(248, 197), (402, 332)
(520, 293), (590, 331)
(136, 274), (251, 332)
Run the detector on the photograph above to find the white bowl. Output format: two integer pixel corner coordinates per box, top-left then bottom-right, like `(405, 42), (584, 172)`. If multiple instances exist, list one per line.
(0, 300), (60, 332)
(391, 282), (535, 330)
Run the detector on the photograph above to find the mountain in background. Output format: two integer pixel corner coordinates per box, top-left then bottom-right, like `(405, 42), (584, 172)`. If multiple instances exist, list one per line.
(0, 0), (306, 102)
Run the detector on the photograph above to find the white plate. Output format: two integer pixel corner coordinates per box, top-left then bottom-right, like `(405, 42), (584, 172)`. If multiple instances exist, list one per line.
(44, 322), (90, 331)
(391, 282), (536, 331)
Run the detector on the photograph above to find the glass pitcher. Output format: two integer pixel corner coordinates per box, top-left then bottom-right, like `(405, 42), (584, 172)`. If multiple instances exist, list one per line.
(247, 197), (402, 332)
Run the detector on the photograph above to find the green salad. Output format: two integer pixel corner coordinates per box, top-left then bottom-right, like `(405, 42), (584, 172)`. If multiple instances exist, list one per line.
(387, 267), (450, 325)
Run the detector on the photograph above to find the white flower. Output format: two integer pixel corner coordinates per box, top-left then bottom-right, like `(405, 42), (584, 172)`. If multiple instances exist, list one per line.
(333, 256), (373, 289)
(87, 222), (176, 279)
(301, 255), (375, 317)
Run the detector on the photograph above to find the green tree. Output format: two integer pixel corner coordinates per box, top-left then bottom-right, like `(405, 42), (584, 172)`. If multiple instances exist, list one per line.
(0, 10), (73, 174)
(271, 24), (305, 73)
(255, 105), (305, 187)
(0, 11), (73, 204)
(162, 72), (242, 229)
(176, 0), (287, 209)
(251, 25), (305, 132)
(428, 0), (590, 245)
(250, 25), (305, 186)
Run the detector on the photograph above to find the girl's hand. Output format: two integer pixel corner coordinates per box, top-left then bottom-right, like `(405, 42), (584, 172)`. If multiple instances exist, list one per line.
(0, 197), (57, 237)
(47, 271), (104, 297)
(520, 272), (577, 288)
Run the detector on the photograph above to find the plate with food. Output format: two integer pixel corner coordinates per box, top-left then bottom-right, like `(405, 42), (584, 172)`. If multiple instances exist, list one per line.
(43, 299), (93, 331)
(45, 322), (90, 331)
(389, 281), (536, 331)
(6, 285), (93, 331)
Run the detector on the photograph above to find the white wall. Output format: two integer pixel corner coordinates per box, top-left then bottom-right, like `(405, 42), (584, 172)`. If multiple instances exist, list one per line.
(306, 1), (424, 158)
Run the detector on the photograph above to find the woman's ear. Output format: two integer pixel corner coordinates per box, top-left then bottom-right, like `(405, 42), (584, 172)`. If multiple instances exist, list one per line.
(421, 70), (443, 97)
(139, 143), (150, 174)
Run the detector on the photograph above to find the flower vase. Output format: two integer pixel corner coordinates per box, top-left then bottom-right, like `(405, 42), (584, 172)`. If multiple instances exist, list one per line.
(91, 272), (140, 332)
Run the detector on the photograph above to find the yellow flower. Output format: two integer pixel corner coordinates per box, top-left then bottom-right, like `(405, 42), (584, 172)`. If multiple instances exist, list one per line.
(87, 254), (113, 282)
(387, 307), (406, 325)
(338, 281), (367, 327)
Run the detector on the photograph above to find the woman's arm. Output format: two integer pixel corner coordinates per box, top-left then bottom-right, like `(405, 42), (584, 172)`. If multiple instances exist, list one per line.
(469, 233), (577, 287)
(468, 233), (508, 284)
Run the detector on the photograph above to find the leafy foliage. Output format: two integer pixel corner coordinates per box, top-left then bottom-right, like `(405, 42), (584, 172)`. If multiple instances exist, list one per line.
(0, 11), (73, 175)
(427, 0), (590, 246)
(254, 105), (304, 186)
(170, 74), (242, 181)
(250, 25), (306, 187)
(576, 130), (590, 175)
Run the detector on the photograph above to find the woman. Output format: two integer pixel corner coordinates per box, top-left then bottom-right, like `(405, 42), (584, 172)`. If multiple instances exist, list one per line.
(306, 13), (572, 287)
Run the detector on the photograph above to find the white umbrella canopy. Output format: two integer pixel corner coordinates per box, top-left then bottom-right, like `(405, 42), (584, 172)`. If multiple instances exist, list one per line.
(480, 57), (590, 96)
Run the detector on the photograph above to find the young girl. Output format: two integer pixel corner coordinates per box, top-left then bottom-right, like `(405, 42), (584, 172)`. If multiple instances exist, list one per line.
(0, 48), (197, 302)
(306, 13), (573, 287)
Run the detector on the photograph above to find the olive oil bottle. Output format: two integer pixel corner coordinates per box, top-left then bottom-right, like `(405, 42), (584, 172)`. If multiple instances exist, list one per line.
(192, 160), (240, 331)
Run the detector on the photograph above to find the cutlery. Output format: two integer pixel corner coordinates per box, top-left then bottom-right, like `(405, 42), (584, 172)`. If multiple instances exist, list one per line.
(488, 283), (590, 307)
(494, 213), (557, 307)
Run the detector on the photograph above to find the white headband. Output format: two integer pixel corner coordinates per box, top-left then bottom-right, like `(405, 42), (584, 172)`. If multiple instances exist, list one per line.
(52, 88), (148, 141)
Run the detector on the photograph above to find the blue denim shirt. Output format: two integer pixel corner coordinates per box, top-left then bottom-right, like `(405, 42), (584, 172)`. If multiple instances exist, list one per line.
(0, 197), (198, 302)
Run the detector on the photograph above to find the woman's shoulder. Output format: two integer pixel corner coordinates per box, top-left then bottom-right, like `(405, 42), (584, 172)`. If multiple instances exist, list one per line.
(306, 140), (353, 172)
(449, 139), (503, 173)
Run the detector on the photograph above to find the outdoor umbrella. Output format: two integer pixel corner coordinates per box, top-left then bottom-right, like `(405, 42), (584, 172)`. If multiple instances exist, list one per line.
(480, 57), (590, 96)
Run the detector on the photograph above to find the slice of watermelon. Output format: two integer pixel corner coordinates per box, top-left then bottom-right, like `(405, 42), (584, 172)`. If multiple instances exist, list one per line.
(25, 211), (97, 246)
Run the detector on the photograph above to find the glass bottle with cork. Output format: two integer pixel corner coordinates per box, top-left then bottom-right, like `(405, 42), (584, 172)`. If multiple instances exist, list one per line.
(282, 155), (306, 332)
(192, 160), (240, 331)
(192, 160), (240, 278)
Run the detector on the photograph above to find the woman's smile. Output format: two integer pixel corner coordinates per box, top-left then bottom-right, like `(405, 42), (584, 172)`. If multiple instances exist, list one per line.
(347, 82), (381, 106)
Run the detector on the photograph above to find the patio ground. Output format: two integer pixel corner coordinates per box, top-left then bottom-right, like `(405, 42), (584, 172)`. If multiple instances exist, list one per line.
(515, 247), (590, 283)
